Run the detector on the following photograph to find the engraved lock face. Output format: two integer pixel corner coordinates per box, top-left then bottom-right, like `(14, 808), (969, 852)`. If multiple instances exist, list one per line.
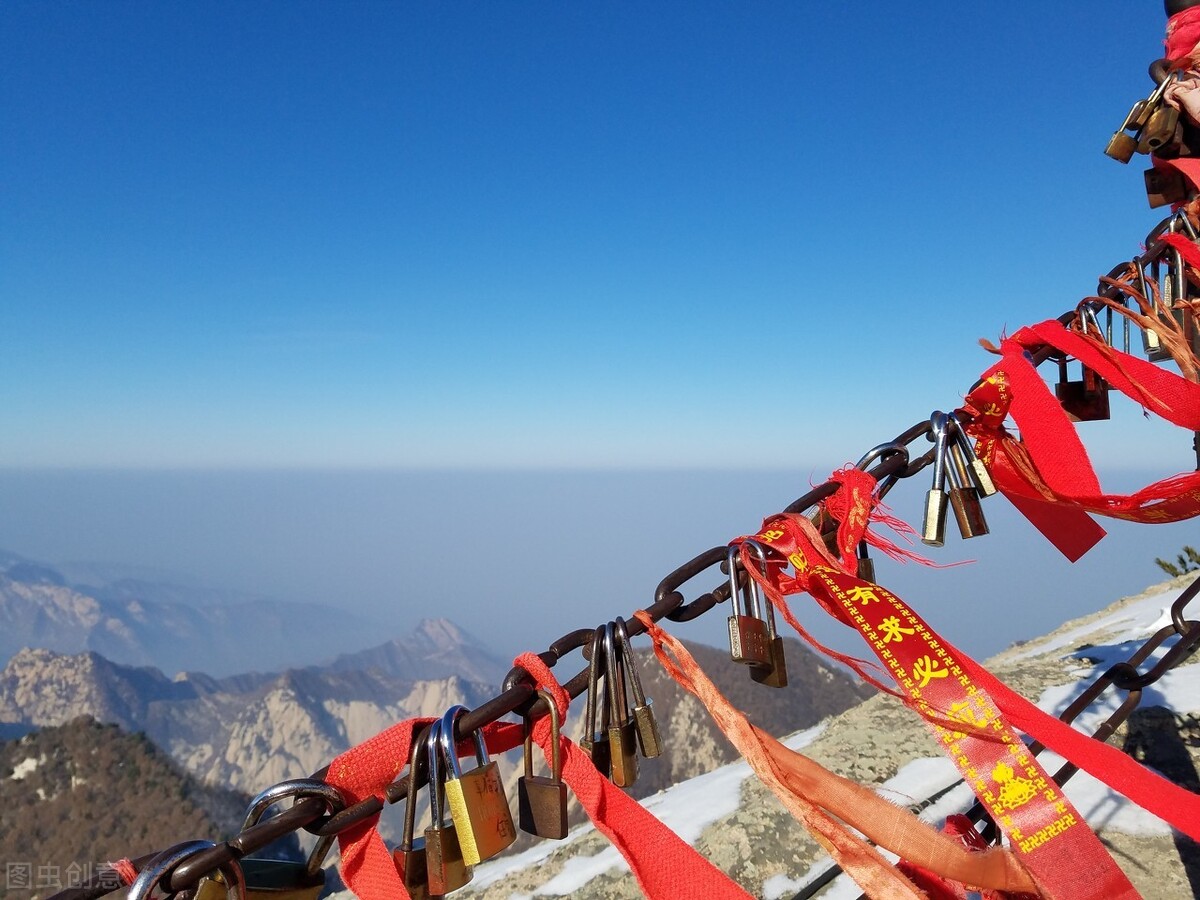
(727, 544), (772, 667)
(518, 689), (569, 840)
(424, 719), (472, 896)
(440, 706), (516, 866)
(613, 617), (662, 759)
(603, 622), (639, 788)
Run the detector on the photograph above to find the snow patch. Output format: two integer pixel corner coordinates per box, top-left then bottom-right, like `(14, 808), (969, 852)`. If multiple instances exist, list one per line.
(10, 756), (42, 780)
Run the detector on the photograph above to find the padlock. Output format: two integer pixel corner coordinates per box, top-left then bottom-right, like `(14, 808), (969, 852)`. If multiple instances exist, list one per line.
(1139, 103), (1180, 155)
(441, 705), (517, 866)
(945, 435), (989, 539)
(743, 540), (787, 688)
(517, 689), (569, 839)
(424, 718), (473, 895)
(1105, 73), (1173, 163)
(946, 413), (996, 497)
(1146, 166), (1187, 208)
(613, 616), (662, 758)
(239, 780), (343, 900)
(128, 842), (246, 900)
(1105, 130), (1139, 163)
(727, 544), (772, 668)
(392, 726), (430, 900)
(921, 412), (950, 547)
(241, 859), (325, 900)
(603, 622), (639, 787)
(1054, 355), (1110, 422)
(579, 625), (612, 777)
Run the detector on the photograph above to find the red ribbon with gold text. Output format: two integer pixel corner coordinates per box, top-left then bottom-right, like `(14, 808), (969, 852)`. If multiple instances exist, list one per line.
(740, 472), (1142, 899)
(961, 320), (1200, 559)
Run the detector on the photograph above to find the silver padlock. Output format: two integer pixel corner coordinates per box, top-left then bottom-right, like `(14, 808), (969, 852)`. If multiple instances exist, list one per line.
(127, 841), (246, 900)
(726, 544), (771, 668)
(921, 412), (951, 547)
(743, 539), (787, 688)
(239, 779), (343, 900)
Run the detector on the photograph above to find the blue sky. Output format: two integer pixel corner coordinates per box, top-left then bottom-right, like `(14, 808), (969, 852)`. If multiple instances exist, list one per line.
(0, 2), (1180, 468)
(2, 3), (1198, 663)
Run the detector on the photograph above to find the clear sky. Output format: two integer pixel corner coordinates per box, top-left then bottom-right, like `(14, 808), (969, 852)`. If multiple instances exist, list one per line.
(0, 2), (1182, 468)
(1, 3), (1198, 664)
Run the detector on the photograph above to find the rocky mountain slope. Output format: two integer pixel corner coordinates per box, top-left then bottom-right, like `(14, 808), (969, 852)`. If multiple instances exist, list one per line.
(0, 716), (278, 900)
(447, 576), (1200, 900)
(0, 647), (496, 794)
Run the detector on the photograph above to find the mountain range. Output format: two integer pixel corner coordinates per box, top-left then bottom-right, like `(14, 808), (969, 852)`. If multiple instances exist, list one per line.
(0, 549), (509, 678)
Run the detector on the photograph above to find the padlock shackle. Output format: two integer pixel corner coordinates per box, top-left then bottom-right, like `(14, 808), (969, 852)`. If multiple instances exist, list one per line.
(602, 622), (630, 721)
(402, 723), (430, 852)
(240, 779), (347, 833)
(741, 539), (778, 640)
(127, 841), (247, 900)
(427, 718), (447, 827)
(929, 411), (950, 491)
(613, 617), (649, 709)
(726, 544), (750, 618)
(440, 705), (490, 780)
(584, 624), (606, 738)
(523, 688), (562, 782)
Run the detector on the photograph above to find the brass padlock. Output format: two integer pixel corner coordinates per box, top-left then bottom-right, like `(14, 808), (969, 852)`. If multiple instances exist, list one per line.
(424, 718), (473, 895)
(613, 617), (662, 758)
(1105, 130), (1139, 163)
(1054, 356), (1110, 422)
(579, 625), (612, 777)
(239, 780), (342, 900)
(946, 437), (989, 539)
(441, 705), (517, 866)
(392, 727), (430, 900)
(195, 869), (238, 900)
(921, 412), (951, 547)
(947, 414), (996, 497)
(517, 689), (569, 839)
(727, 544), (771, 668)
(1140, 103), (1181, 155)
(603, 622), (639, 788)
(1146, 166), (1187, 208)
(1105, 73), (1173, 163)
(743, 540), (787, 688)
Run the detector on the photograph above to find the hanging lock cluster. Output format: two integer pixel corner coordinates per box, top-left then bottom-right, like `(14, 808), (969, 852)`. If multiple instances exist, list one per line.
(392, 706), (517, 898)
(921, 412), (996, 547)
(580, 619), (663, 787)
(726, 540), (787, 687)
(1105, 62), (1180, 165)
